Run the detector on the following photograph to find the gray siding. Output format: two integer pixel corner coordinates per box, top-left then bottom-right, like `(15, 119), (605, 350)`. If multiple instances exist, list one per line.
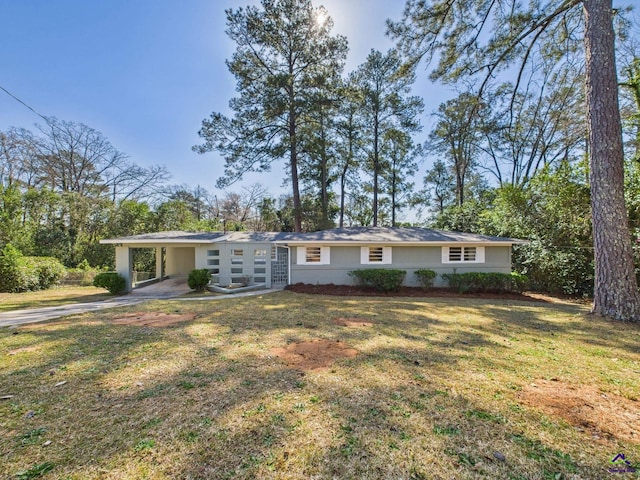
(290, 245), (512, 286)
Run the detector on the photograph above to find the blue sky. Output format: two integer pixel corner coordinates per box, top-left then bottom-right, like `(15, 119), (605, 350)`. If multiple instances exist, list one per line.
(0, 0), (444, 200)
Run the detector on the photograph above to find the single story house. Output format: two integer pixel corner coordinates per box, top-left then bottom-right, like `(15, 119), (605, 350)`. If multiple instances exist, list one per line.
(100, 227), (525, 292)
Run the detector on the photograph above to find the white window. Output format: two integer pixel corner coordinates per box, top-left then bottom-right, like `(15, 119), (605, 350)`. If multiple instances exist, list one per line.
(297, 246), (330, 265)
(442, 246), (485, 263)
(360, 246), (392, 264)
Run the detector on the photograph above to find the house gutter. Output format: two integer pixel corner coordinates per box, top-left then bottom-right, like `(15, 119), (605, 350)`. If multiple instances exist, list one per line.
(285, 245), (291, 286)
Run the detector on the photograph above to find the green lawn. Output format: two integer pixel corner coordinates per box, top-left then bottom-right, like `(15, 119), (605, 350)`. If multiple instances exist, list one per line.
(1, 291), (638, 479)
(0, 286), (112, 313)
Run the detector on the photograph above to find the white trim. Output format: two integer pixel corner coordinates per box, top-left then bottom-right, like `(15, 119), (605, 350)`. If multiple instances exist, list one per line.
(297, 246), (330, 265)
(442, 246), (485, 264)
(360, 246), (392, 264)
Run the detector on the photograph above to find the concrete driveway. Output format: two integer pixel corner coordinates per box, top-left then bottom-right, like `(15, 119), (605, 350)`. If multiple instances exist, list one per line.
(0, 283), (283, 328)
(129, 277), (192, 298)
(0, 278), (191, 328)
(0, 297), (144, 328)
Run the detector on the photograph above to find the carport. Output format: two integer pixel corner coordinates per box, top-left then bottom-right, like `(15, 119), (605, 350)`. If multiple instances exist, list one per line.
(101, 231), (225, 293)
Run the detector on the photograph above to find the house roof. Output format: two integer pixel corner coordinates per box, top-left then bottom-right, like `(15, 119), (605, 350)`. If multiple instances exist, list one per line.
(276, 227), (524, 245)
(100, 227), (525, 246)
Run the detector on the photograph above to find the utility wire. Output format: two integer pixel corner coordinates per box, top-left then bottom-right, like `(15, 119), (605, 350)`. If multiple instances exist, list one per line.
(0, 84), (70, 140)
(0, 84), (52, 125)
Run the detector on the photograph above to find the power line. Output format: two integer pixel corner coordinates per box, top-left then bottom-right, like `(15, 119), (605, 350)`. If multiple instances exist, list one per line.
(0, 84), (51, 125)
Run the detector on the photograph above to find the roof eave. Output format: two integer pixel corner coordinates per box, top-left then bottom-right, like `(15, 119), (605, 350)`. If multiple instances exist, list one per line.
(276, 240), (523, 246)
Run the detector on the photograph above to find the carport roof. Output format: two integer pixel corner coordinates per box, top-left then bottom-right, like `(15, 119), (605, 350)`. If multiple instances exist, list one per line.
(100, 231), (226, 244)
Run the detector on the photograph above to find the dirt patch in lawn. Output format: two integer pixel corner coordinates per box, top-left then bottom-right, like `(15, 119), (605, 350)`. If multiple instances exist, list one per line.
(333, 317), (374, 327)
(7, 345), (40, 356)
(112, 311), (196, 327)
(286, 283), (549, 302)
(270, 339), (358, 371)
(519, 379), (640, 444)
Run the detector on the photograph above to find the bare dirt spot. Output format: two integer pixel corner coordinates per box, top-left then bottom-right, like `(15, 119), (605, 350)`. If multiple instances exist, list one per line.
(519, 379), (639, 444)
(112, 311), (196, 327)
(270, 339), (359, 371)
(333, 317), (374, 328)
(7, 345), (40, 356)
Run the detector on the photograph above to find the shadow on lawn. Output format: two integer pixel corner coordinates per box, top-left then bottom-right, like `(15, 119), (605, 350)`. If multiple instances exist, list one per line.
(1, 292), (636, 479)
(0, 291), (113, 313)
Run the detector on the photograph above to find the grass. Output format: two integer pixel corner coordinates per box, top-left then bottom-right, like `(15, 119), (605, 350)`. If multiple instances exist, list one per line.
(1, 291), (639, 479)
(0, 286), (112, 312)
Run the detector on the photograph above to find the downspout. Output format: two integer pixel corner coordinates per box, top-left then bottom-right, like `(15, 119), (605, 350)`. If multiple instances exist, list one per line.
(285, 245), (291, 286)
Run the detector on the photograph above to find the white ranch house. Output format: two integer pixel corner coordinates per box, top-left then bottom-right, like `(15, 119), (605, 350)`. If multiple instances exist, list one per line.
(100, 227), (525, 292)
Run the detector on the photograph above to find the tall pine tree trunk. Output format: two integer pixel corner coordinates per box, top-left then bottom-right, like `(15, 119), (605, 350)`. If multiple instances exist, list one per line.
(584, 0), (640, 321)
(373, 115), (380, 227)
(288, 71), (302, 232)
(289, 111), (302, 233)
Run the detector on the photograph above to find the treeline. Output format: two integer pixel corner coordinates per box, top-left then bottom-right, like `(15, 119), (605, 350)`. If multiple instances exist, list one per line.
(0, 120), (319, 270)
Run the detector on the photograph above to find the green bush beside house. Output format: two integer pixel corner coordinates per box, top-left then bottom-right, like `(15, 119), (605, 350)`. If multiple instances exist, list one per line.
(188, 269), (211, 292)
(93, 272), (127, 294)
(349, 269), (406, 292)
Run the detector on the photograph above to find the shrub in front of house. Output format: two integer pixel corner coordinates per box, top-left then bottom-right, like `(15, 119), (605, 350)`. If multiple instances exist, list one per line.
(349, 269), (406, 292)
(414, 269), (437, 290)
(0, 244), (66, 292)
(441, 272), (528, 294)
(93, 272), (127, 294)
(188, 269), (211, 292)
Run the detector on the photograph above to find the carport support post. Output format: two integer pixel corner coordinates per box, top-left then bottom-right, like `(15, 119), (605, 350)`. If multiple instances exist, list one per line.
(115, 246), (133, 293)
(155, 246), (163, 281)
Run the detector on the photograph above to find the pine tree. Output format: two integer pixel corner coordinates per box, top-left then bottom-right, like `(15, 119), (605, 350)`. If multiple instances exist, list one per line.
(194, 0), (347, 232)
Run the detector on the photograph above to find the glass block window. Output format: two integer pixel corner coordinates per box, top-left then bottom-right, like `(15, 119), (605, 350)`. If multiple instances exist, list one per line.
(207, 250), (219, 257)
(254, 267), (266, 274)
(254, 276), (266, 283)
(231, 267), (243, 274)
